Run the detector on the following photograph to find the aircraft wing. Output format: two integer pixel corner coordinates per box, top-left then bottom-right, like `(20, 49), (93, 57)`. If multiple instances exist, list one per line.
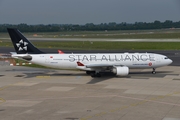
(77, 62), (130, 76)
(77, 62), (123, 68)
(86, 64), (113, 68)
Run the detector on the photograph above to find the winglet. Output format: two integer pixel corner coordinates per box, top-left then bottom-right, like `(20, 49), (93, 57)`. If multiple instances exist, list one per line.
(77, 62), (84, 66)
(58, 50), (64, 54)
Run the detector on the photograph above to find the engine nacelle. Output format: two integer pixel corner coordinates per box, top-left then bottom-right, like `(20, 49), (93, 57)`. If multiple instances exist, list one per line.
(112, 66), (129, 76)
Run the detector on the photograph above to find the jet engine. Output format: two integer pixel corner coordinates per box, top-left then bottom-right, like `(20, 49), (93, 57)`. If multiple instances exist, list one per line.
(112, 66), (129, 76)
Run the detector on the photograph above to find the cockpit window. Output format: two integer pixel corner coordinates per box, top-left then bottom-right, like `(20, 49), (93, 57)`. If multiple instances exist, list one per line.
(164, 57), (169, 59)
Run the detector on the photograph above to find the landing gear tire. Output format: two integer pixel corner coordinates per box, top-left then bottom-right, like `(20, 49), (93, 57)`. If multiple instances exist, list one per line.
(86, 71), (92, 75)
(90, 73), (96, 77)
(86, 71), (102, 77)
(96, 73), (101, 77)
(152, 71), (156, 74)
(152, 68), (156, 74)
(90, 73), (101, 78)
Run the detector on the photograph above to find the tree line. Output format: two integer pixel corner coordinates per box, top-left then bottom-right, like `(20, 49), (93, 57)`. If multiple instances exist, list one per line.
(0, 20), (180, 32)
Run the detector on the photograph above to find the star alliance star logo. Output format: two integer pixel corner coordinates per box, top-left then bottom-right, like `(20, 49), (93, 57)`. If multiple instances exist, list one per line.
(16, 39), (28, 51)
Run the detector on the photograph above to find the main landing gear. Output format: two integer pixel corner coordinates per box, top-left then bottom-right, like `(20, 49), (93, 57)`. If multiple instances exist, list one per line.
(86, 71), (101, 77)
(152, 68), (156, 74)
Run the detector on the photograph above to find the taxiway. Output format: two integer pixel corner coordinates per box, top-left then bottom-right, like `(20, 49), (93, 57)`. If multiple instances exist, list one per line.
(0, 46), (180, 120)
(0, 65), (180, 120)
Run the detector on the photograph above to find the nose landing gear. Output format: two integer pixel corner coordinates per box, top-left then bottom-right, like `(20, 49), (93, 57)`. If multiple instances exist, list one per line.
(152, 68), (156, 74)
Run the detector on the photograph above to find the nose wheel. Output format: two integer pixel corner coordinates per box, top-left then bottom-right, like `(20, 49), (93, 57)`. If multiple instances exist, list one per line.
(152, 68), (156, 74)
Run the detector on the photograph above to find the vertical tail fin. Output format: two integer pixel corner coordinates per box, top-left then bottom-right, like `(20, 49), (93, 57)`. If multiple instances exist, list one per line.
(7, 28), (43, 54)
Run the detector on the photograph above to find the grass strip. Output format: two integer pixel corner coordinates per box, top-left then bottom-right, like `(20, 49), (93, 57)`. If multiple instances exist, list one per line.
(1, 41), (180, 50)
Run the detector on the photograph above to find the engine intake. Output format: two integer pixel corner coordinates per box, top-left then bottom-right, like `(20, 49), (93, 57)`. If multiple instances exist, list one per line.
(112, 66), (129, 76)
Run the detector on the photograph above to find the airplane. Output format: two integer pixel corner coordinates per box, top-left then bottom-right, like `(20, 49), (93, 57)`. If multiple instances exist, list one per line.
(7, 28), (173, 77)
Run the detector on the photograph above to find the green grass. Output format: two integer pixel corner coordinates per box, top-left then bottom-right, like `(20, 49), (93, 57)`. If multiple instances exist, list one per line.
(1, 29), (180, 50)
(1, 41), (180, 50)
(33, 41), (180, 50)
(1, 29), (180, 39)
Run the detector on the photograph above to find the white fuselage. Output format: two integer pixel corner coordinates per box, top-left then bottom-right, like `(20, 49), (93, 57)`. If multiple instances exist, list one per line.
(7, 28), (173, 76)
(24, 53), (172, 70)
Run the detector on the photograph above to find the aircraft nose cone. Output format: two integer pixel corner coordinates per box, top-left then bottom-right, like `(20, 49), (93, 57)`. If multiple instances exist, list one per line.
(169, 59), (173, 65)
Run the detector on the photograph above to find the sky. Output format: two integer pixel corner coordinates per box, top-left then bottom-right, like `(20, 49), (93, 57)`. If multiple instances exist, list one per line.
(0, 0), (180, 25)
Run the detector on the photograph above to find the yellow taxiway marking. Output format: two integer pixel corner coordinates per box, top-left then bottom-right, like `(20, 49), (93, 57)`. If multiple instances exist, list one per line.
(36, 75), (62, 80)
(36, 75), (69, 79)
(0, 98), (6, 105)
(0, 82), (24, 105)
(36, 76), (51, 78)
(0, 84), (13, 91)
(0, 82), (24, 91)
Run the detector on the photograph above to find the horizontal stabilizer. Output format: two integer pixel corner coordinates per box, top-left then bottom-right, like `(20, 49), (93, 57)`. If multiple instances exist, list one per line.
(11, 54), (32, 61)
